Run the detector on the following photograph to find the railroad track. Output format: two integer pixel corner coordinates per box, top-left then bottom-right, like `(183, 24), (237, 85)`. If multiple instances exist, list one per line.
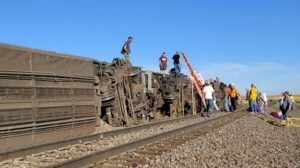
(47, 108), (249, 168)
(0, 109), (237, 164)
(0, 113), (213, 161)
(1, 105), (251, 168)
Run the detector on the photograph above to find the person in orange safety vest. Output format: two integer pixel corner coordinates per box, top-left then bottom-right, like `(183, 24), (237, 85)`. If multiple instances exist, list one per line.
(230, 84), (240, 111)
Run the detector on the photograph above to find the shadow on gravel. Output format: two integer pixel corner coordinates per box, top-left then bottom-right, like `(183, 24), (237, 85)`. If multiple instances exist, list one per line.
(265, 120), (283, 127)
(250, 114), (283, 127)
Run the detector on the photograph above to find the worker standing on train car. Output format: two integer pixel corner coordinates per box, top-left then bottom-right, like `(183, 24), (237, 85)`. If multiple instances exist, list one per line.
(203, 81), (215, 117)
(121, 36), (133, 62)
(172, 51), (181, 73)
(230, 84), (240, 112)
(159, 52), (168, 76)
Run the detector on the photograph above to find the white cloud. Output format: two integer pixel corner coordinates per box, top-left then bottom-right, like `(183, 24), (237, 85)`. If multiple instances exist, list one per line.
(200, 62), (285, 76)
(140, 61), (300, 95)
(199, 62), (300, 95)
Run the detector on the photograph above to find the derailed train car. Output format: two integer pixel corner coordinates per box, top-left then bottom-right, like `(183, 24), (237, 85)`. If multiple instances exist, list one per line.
(95, 58), (193, 126)
(0, 43), (99, 151)
(0, 43), (218, 152)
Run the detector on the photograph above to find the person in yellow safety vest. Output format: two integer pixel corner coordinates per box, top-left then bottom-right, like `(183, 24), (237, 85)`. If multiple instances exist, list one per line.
(290, 94), (295, 111)
(249, 83), (258, 113)
(230, 84), (240, 111)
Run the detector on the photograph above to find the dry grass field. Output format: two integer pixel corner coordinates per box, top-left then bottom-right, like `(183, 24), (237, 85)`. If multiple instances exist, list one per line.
(269, 95), (300, 104)
(294, 95), (300, 103)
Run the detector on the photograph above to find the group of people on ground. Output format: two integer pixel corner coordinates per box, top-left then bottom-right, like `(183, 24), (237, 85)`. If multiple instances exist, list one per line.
(245, 84), (297, 120)
(204, 81), (297, 119)
(223, 84), (241, 112)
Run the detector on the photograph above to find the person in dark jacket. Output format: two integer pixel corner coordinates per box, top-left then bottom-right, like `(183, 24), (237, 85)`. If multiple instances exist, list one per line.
(280, 91), (292, 120)
(172, 51), (181, 73)
(121, 36), (133, 62)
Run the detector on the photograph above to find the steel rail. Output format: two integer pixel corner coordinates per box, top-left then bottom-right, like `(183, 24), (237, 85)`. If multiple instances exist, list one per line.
(48, 108), (248, 168)
(0, 111), (213, 161)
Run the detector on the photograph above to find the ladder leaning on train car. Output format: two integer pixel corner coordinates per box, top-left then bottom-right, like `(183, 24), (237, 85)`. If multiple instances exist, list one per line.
(181, 52), (206, 109)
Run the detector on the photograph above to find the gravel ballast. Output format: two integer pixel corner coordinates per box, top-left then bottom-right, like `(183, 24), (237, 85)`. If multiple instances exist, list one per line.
(146, 113), (300, 168)
(0, 112), (227, 168)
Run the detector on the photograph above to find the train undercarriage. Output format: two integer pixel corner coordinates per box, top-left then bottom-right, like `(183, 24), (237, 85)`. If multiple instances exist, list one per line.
(0, 43), (221, 152)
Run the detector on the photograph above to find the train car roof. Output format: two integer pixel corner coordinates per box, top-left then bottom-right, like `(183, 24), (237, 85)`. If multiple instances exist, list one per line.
(0, 42), (97, 62)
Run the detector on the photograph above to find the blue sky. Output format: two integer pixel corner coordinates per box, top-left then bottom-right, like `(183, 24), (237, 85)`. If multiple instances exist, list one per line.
(0, 0), (299, 95)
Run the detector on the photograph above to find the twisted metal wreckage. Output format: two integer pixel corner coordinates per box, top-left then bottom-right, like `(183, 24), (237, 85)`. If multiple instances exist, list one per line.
(0, 43), (223, 152)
